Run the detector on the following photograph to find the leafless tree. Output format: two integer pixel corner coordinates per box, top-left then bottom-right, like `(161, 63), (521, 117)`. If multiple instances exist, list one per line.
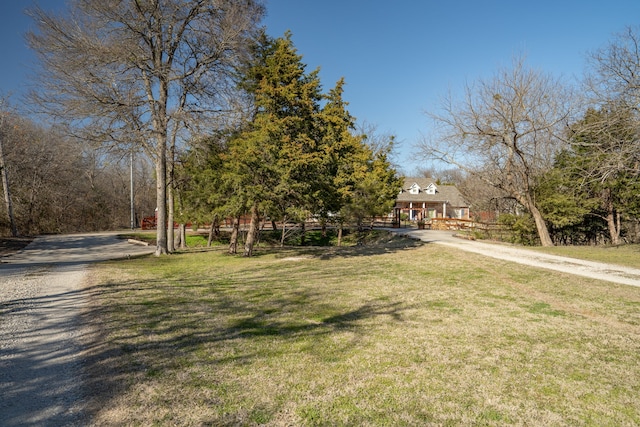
(0, 105), (158, 236)
(580, 26), (640, 181)
(0, 96), (19, 236)
(558, 26), (640, 245)
(585, 26), (640, 110)
(415, 166), (465, 185)
(27, 0), (264, 255)
(421, 56), (574, 246)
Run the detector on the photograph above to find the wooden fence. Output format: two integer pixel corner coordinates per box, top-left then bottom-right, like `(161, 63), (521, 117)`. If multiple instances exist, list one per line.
(140, 215), (511, 240)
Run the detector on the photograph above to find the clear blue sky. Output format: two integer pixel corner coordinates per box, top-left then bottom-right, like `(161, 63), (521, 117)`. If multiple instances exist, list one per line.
(2, 1), (640, 173)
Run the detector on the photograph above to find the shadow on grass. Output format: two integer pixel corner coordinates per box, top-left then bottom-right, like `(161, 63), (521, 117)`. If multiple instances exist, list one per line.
(73, 262), (412, 423)
(0, 236), (34, 257)
(247, 234), (424, 261)
(0, 231), (421, 424)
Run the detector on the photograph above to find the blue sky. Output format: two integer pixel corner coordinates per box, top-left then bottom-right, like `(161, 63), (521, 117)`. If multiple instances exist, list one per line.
(2, 1), (640, 173)
(263, 1), (640, 173)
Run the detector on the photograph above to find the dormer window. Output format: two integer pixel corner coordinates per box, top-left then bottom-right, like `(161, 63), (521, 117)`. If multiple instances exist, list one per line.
(409, 183), (420, 195)
(426, 183), (437, 195)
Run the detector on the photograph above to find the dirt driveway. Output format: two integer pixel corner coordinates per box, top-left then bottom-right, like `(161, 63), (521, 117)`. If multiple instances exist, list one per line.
(394, 229), (640, 287)
(0, 233), (154, 426)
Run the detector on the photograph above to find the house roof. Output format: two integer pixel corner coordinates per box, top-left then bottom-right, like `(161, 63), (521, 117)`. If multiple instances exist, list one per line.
(396, 177), (469, 207)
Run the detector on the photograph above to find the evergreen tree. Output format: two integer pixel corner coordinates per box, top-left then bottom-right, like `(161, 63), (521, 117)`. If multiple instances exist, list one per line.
(342, 136), (403, 231)
(570, 107), (640, 244)
(317, 78), (366, 238)
(319, 80), (403, 240)
(226, 33), (323, 256)
(182, 32), (402, 255)
(538, 106), (640, 244)
(176, 134), (229, 245)
(535, 150), (601, 244)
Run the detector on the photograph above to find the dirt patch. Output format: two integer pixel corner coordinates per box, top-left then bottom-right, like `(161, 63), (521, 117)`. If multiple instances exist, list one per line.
(0, 237), (33, 257)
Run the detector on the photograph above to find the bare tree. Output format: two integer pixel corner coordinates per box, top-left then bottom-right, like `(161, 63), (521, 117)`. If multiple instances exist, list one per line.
(0, 105), (158, 236)
(0, 103), (18, 237)
(421, 56), (574, 246)
(586, 26), (640, 111)
(27, 0), (264, 255)
(558, 27), (640, 245)
(580, 26), (640, 182)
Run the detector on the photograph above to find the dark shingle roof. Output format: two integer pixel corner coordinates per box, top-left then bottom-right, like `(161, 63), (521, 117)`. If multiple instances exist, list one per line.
(396, 177), (468, 207)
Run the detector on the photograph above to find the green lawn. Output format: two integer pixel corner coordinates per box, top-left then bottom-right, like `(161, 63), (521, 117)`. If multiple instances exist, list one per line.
(83, 236), (640, 426)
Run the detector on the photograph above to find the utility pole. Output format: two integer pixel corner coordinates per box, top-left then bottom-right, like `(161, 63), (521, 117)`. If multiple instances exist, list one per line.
(130, 148), (135, 230)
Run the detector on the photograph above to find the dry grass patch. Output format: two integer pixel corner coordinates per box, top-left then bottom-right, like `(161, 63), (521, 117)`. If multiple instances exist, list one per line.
(0, 236), (33, 256)
(82, 240), (640, 426)
(529, 244), (640, 270)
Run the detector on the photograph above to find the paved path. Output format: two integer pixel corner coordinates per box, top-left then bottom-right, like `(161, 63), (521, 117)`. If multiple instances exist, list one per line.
(392, 229), (640, 287)
(0, 233), (155, 426)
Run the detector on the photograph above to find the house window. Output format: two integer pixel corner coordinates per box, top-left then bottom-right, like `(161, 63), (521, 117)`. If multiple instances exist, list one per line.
(426, 183), (437, 195)
(409, 183), (420, 195)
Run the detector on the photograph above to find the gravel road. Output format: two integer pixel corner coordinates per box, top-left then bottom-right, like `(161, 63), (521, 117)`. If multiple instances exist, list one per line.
(1, 230), (639, 426)
(0, 233), (154, 427)
(395, 229), (640, 287)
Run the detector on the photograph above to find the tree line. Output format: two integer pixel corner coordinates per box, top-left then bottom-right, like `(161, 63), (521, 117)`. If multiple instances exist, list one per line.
(0, 104), (157, 235)
(4, 0), (640, 249)
(4, 0), (401, 256)
(422, 27), (640, 246)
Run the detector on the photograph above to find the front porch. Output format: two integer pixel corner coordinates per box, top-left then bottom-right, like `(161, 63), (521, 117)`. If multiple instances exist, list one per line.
(394, 201), (469, 223)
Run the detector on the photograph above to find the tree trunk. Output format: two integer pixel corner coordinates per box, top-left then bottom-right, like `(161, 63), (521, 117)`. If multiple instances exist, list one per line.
(207, 220), (215, 247)
(179, 223), (186, 249)
(0, 135), (17, 237)
(175, 223), (181, 247)
(337, 225), (343, 247)
(167, 183), (175, 252)
(155, 148), (168, 255)
(300, 221), (306, 246)
(228, 216), (240, 254)
(513, 188), (554, 247)
(167, 131), (177, 252)
(214, 218), (220, 238)
(280, 216), (287, 247)
(244, 202), (258, 257)
(605, 213), (621, 245)
(603, 189), (621, 245)
(527, 199), (553, 247)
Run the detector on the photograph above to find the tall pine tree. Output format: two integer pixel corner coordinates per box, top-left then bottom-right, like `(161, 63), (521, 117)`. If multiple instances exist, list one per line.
(226, 32), (323, 256)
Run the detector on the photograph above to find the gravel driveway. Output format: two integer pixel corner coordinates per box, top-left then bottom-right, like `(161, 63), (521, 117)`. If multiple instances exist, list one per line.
(0, 233), (154, 426)
(395, 229), (640, 287)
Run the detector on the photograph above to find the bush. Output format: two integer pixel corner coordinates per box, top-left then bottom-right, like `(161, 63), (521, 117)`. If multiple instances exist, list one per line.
(498, 213), (538, 245)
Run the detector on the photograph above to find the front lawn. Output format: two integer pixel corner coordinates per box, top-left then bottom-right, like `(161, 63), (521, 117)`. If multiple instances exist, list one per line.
(83, 236), (640, 425)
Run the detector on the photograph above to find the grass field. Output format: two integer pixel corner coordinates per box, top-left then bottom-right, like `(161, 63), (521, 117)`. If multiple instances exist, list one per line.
(83, 234), (640, 426)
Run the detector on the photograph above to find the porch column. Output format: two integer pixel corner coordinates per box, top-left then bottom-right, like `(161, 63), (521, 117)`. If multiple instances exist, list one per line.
(443, 202), (447, 218)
